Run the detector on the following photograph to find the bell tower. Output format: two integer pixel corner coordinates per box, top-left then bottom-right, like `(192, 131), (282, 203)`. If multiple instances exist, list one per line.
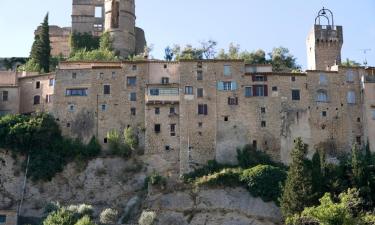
(306, 7), (343, 70)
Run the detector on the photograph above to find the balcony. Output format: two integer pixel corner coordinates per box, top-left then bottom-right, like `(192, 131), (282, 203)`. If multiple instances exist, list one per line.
(146, 87), (180, 104)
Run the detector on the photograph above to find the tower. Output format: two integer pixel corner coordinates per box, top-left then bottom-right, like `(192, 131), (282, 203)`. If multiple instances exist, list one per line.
(72, 0), (105, 35)
(306, 8), (343, 70)
(104, 0), (136, 58)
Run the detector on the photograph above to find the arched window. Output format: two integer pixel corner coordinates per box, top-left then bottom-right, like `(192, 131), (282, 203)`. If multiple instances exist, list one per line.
(316, 90), (328, 102)
(347, 91), (356, 104)
(319, 74), (328, 85)
(33, 95), (40, 105)
(346, 70), (354, 82)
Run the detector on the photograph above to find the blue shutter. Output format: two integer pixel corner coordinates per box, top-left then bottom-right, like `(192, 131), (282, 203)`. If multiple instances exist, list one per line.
(217, 81), (224, 91)
(232, 81), (237, 90)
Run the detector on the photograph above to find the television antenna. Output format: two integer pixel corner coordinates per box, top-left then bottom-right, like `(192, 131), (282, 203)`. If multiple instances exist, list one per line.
(360, 49), (371, 67)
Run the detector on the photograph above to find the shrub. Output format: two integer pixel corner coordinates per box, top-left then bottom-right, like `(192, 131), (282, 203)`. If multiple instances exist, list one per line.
(240, 165), (287, 203)
(138, 211), (156, 225)
(237, 144), (279, 169)
(43, 201), (61, 217)
(144, 172), (167, 188)
(75, 216), (96, 225)
(195, 168), (243, 187)
(99, 208), (119, 225)
(107, 130), (131, 158)
(83, 136), (101, 158)
(182, 160), (230, 183)
(43, 209), (77, 225)
(68, 48), (118, 62)
(124, 127), (138, 150)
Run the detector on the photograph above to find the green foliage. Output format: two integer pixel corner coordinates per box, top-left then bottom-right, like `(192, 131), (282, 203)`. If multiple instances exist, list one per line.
(18, 58), (42, 72)
(99, 32), (113, 51)
(123, 127), (138, 150)
(236, 144), (281, 169)
(107, 130), (131, 158)
(269, 47), (300, 72)
(99, 208), (119, 225)
(43, 209), (77, 225)
(138, 211), (156, 225)
(68, 48), (119, 62)
(144, 172), (167, 189)
(195, 168), (243, 187)
(84, 136), (102, 159)
(351, 144), (367, 188)
(75, 216), (96, 225)
(240, 165), (287, 203)
(280, 138), (314, 217)
(0, 114), (100, 181)
(182, 160), (230, 183)
(341, 58), (361, 67)
(69, 32), (100, 52)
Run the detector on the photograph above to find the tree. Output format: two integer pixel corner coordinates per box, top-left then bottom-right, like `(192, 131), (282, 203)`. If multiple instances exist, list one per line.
(311, 150), (324, 201)
(200, 39), (217, 59)
(280, 138), (314, 218)
(351, 144), (367, 188)
(240, 49), (268, 64)
(38, 13), (51, 73)
(269, 47), (300, 72)
(342, 58), (361, 67)
(164, 46), (174, 61)
(69, 32), (100, 53)
(99, 32), (113, 51)
(123, 127), (138, 150)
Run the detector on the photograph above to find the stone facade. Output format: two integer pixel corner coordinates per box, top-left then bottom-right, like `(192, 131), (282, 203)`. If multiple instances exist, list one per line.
(0, 210), (17, 225)
(35, 26), (71, 58)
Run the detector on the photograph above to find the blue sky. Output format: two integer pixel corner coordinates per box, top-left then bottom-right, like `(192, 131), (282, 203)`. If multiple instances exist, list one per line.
(0, 0), (374, 69)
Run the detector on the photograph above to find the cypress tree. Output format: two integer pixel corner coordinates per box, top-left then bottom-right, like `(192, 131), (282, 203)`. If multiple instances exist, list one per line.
(311, 150), (324, 201)
(30, 35), (41, 60)
(280, 138), (313, 218)
(351, 144), (366, 188)
(38, 13), (51, 73)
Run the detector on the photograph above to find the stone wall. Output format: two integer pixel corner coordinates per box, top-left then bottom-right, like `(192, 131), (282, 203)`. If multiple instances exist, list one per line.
(0, 210), (17, 225)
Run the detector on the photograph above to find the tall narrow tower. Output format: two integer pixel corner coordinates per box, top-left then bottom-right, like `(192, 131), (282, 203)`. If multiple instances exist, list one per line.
(306, 8), (343, 70)
(104, 0), (136, 58)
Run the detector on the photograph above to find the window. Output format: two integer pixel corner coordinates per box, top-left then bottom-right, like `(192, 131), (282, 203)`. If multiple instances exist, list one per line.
(164, 64), (167, 69)
(346, 70), (354, 82)
(155, 107), (160, 115)
(245, 86), (253, 97)
(150, 89), (159, 96)
(224, 65), (232, 76)
(291, 76), (296, 82)
(131, 108), (136, 116)
(49, 78), (54, 86)
(170, 107), (176, 114)
(103, 85), (111, 95)
(0, 215), (6, 223)
(261, 107), (266, 114)
(198, 104), (208, 115)
(253, 75), (266, 82)
(224, 116), (229, 122)
(347, 91), (356, 104)
(197, 71), (203, 80)
(72, 73), (77, 79)
(254, 85), (268, 97)
(165, 145), (170, 151)
(67, 123), (71, 128)
(223, 81), (232, 91)
(104, 138), (108, 144)
(322, 111), (327, 117)
(101, 104), (107, 111)
(170, 124), (176, 136)
(161, 77), (169, 84)
(292, 89), (301, 101)
(112, 71), (116, 78)
(319, 74), (328, 85)
(132, 65), (137, 71)
(154, 124), (161, 133)
(185, 86), (193, 95)
(261, 121), (266, 127)
(197, 62), (203, 69)
(129, 92), (137, 101)
(228, 97), (238, 105)
(68, 104), (75, 112)
(95, 6), (103, 18)
(372, 110), (375, 120)
(98, 72), (104, 79)
(36, 81), (40, 89)
(272, 86), (278, 91)
(316, 90), (328, 102)
(46, 95), (52, 103)
(2, 91), (8, 102)
(218, 81), (237, 91)
(93, 24), (103, 35)
(33, 95), (40, 105)
(252, 140), (257, 149)
(66, 89), (88, 96)
(127, 77), (137, 86)
(197, 88), (204, 98)
(356, 136), (361, 145)
(357, 117), (361, 122)
(198, 122), (203, 128)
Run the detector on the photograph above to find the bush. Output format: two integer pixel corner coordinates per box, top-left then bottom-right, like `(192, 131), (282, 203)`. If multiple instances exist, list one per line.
(195, 168), (243, 187)
(107, 130), (131, 158)
(240, 165), (287, 203)
(138, 211), (156, 225)
(182, 160), (230, 183)
(68, 48), (118, 62)
(83, 137), (101, 158)
(99, 208), (118, 225)
(75, 216), (96, 225)
(237, 144), (279, 169)
(43, 209), (77, 225)
(144, 172), (167, 188)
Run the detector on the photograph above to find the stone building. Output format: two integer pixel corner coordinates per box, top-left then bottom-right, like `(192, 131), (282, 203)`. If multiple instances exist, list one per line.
(0, 210), (18, 225)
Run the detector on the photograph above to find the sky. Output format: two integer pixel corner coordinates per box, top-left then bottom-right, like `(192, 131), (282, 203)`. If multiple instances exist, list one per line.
(0, 0), (374, 69)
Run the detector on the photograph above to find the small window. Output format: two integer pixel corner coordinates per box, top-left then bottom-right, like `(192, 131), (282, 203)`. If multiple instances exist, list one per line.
(0, 215), (7, 223)
(101, 104), (107, 111)
(164, 64), (167, 69)
(346, 70), (354, 82)
(224, 65), (232, 76)
(72, 73), (77, 79)
(228, 97), (238, 105)
(67, 123), (71, 128)
(198, 104), (208, 115)
(127, 77), (137, 86)
(103, 85), (111, 95)
(185, 86), (193, 95)
(131, 107), (136, 116)
(129, 92), (137, 101)
(46, 94), (52, 103)
(66, 88), (88, 96)
(371, 110), (375, 120)
(254, 85), (267, 97)
(197, 88), (204, 98)
(198, 122), (203, 128)
(33, 95), (40, 105)
(197, 71), (203, 80)
(261, 107), (266, 114)
(261, 121), (266, 127)
(155, 107), (160, 115)
(319, 74), (328, 85)
(292, 89), (300, 101)
(36, 81), (40, 89)
(68, 104), (75, 112)
(95, 6), (103, 18)
(112, 71), (116, 78)
(357, 117), (361, 122)
(197, 62), (203, 69)
(155, 124), (161, 133)
(104, 138), (108, 144)
(356, 136), (361, 145)
(161, 77), (169, 84)
(150, 88), (159, 96)
(272, 86), (278, 91)
(316, 90), (328, 102)
(224, 116), (229, 122)
(170, 124), (176, 136)
(245, 86), (253, 97)
(347, 91), (356, 104)
(49, 78), (55, 86)
(322, 111), (327, 117)
(165, 145), (170, 151)
(170, 107), (176, 114)
(223, 81), (232, 91)
(99, 72), (104, 79)
(252, 140), (257, 149)
(291, 76), (296, 82)
(254, 75), (266, 82)
(132, 65), (137, 71)
(2, 91), (8, 102)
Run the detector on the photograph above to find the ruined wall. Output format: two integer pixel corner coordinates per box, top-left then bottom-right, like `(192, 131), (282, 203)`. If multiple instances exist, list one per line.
(363, 78), (375, 152)
(72, 0), (105, 34)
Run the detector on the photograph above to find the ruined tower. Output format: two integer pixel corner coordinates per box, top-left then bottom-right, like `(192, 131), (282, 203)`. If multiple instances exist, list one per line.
(306, 8), (343, 70)
(104, 0), (136, 58)
(72, 0), (105, 35)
